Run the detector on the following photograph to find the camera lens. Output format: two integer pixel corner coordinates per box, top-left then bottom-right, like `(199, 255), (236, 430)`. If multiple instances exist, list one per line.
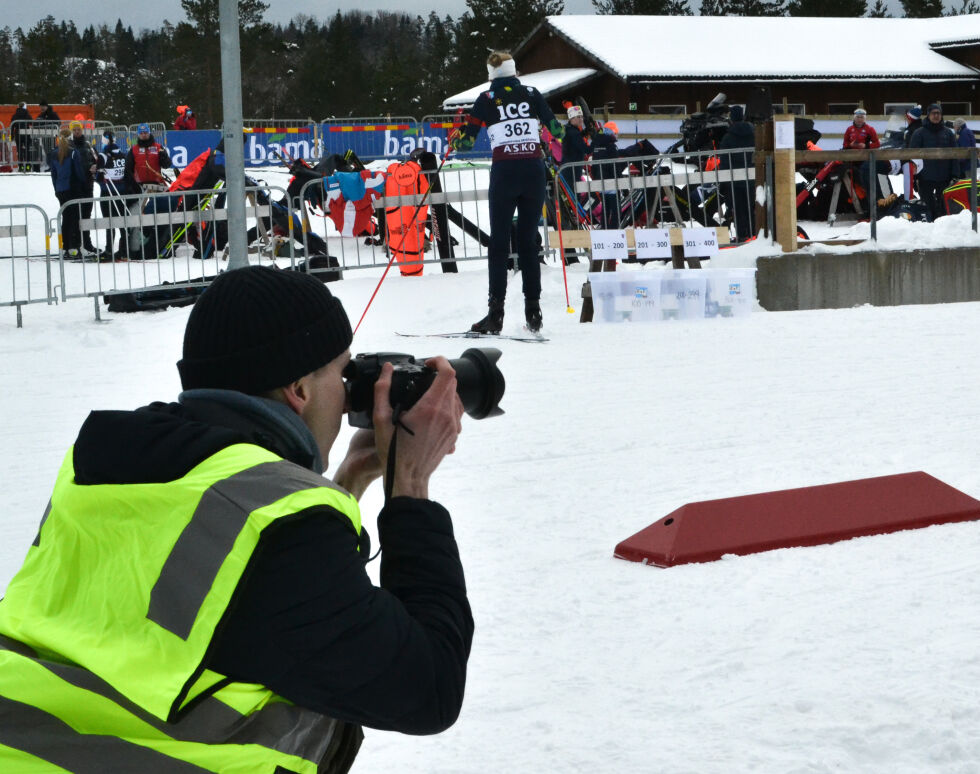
(344, 348), (505, 429)
(450, 348), (505, 420)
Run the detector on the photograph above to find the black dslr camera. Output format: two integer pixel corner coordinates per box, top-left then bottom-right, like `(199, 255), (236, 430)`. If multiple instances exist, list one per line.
(344, 348), (505, 429)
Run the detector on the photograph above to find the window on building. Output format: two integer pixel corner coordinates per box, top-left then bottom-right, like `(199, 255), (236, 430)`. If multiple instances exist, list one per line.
(884, 103), (915, 117)
(649, 104), (686, 115)
(940, 102), (972, 116)
(828, 103), (860, 115)
(776, 102), (806, 115)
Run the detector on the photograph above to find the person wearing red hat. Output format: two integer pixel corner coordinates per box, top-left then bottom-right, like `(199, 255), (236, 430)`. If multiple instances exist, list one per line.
(174, 105), (197, 131)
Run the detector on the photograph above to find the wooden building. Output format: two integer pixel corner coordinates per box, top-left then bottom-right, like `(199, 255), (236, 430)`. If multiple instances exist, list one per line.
(445, 15), (980, 119)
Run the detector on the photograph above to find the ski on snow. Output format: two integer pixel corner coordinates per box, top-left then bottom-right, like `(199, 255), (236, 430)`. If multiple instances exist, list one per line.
(396, 330), (548, 344)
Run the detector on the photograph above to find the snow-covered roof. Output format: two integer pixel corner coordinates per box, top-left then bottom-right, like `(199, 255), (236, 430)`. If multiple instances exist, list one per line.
(442, 68), (598, 109)
(540, 15), (980, 81)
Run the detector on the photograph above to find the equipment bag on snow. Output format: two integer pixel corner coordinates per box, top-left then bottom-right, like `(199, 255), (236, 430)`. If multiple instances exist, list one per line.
(384, 160), (429, 276)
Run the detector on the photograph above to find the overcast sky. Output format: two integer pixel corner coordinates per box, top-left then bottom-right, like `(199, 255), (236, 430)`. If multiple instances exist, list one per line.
(5, 0), (909, 34)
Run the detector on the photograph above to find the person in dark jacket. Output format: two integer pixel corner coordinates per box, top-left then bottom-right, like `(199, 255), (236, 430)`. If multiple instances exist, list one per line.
(10, 102), (33, 171)
(35, 99), (60, 123)
(560, 104), (590, 199)
(903, 105), (922, 148)
(68, 120), (99, 255)
(452, 51), (565, 334)
(909, 103), (958, 221)
(0, 266), (472, 773)
(96, 131), (132, 259)
(952, 118), (976, 178)
(590, 120), (621, 228)
(48, 128), (81, 257)
(718, 105), (756, 242)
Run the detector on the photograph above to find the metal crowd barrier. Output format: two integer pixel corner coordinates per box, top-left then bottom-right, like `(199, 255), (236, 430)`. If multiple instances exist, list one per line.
(0, 204), (57, 327)
(295, 163), (499, 273)
(54, 184), (294, 317)
(555, 147), (760, 245)
(9, 121), (61, 171)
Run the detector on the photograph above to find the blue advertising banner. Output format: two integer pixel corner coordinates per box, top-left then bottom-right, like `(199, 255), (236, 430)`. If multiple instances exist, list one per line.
(160, 123), (493, 170)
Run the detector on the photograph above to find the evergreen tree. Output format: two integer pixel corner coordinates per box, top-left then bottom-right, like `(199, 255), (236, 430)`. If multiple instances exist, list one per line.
(786, 0), (865, 14)
(174, 0), (271, 125)
(900, 0), (944, 16)
(19, 16), (70, 104)
(0, 27), (16, 103)
(946, 0), (980, 13)
(867, 0), (891, 15)
(724, 0), (785, 13)
(699, 0), (725, 12)
(593, 0), (692, 13)
(456, 0), (564, 82)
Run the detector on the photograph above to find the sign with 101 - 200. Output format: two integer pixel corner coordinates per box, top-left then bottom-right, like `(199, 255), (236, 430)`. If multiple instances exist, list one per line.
(590, 229), (628, 262)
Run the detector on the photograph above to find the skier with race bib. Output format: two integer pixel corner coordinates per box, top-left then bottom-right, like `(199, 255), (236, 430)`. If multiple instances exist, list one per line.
(451, 51), (565, 334)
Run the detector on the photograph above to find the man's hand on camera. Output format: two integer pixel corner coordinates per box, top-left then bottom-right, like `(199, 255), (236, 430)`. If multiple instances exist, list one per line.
(333, 429), (382, 500)
(373, 357), (464, 500)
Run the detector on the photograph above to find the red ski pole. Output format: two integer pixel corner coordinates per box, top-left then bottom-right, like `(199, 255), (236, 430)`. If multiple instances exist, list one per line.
(353, 132), (457, 336)
(553, 186), (575, 315)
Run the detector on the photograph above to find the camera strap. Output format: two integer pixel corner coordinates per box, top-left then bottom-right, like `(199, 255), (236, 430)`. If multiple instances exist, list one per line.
(383, 407), (415, 504)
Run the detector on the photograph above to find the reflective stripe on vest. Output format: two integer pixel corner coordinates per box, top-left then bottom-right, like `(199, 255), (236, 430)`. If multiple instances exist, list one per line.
(0, 443), (362, 773)
(0, 635), (355, 772)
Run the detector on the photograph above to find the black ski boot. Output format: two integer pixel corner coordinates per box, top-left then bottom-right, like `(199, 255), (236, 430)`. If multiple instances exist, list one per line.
(525, 299), (543, 333)
(471, 298), (505, 334)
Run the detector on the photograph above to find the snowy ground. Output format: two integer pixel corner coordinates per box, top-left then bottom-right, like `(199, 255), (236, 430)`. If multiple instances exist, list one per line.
(2, 172), (980, 772)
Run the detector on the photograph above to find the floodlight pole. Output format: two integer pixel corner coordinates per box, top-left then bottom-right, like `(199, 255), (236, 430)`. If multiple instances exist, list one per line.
(219, 0), (248, 269)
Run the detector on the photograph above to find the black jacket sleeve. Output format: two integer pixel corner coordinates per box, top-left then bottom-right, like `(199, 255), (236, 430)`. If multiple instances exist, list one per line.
(208, 496), (473, 735)
(562, 124), (591, 165)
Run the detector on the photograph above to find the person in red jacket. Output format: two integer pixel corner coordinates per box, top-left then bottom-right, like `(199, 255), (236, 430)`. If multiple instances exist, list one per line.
(842, 108), (880, 151)
(124, 123), (173, 193)
(174, 105), (197, 131)
(842, 108), (889, 196)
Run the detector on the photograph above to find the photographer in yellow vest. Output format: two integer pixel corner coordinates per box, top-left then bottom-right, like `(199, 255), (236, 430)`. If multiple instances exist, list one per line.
(0, 266), (472, 773)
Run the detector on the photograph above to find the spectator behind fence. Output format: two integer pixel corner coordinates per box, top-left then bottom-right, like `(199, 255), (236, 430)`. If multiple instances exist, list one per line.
(69, 120), (99, 256)
(48, 129), (85, 259)
(953, 118), (976, 178)
(718, 105), (756, 242)
(591, 120), (620, 229)
(174, 104), (197, 131)
(96, 130), (133, 260)
(35, 99), (60, 123)
(10, 102), (32, 172)
(909, 103), (958, 221)
(0, 265), (473, 773)
(843, 108), (890, 198)
(124, 123), (172, 193)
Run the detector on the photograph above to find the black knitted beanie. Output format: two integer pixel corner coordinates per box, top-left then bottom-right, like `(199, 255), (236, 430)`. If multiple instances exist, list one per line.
(177, 266), (352, 394)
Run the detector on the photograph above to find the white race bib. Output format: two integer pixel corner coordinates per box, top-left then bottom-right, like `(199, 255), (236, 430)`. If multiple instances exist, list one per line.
(487, 117), (541, 149)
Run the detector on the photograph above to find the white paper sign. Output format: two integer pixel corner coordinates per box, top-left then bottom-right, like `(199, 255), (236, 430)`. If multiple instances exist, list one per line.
(633, 228), (672, 260)
(589, 229), (628, 262)
(681, 227), (719, 258)
(774, 120), (795, 150)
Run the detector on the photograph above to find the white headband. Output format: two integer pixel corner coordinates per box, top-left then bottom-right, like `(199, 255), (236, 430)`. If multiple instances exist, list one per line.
(487, 58), (517, 80)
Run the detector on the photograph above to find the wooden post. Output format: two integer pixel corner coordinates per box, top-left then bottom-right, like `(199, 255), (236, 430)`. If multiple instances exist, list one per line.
(754, 121), (771, 240)
(772, 114), (797, 253)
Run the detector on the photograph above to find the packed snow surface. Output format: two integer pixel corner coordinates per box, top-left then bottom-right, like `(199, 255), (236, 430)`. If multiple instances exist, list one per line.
(2, 172), (980, 772)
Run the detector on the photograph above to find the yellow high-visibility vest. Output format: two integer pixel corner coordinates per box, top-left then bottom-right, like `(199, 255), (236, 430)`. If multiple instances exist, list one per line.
(0, 442), (362, 773)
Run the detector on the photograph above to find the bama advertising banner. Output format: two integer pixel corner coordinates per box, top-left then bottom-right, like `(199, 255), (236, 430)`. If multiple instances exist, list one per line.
(162, 125), (493, 168)
(321, 121), (491, 161)
(163, 129), (323, 169)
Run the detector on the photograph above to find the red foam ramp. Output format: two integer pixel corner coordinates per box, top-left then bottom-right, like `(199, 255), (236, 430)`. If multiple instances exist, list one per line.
(614, 472), (980, 568)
